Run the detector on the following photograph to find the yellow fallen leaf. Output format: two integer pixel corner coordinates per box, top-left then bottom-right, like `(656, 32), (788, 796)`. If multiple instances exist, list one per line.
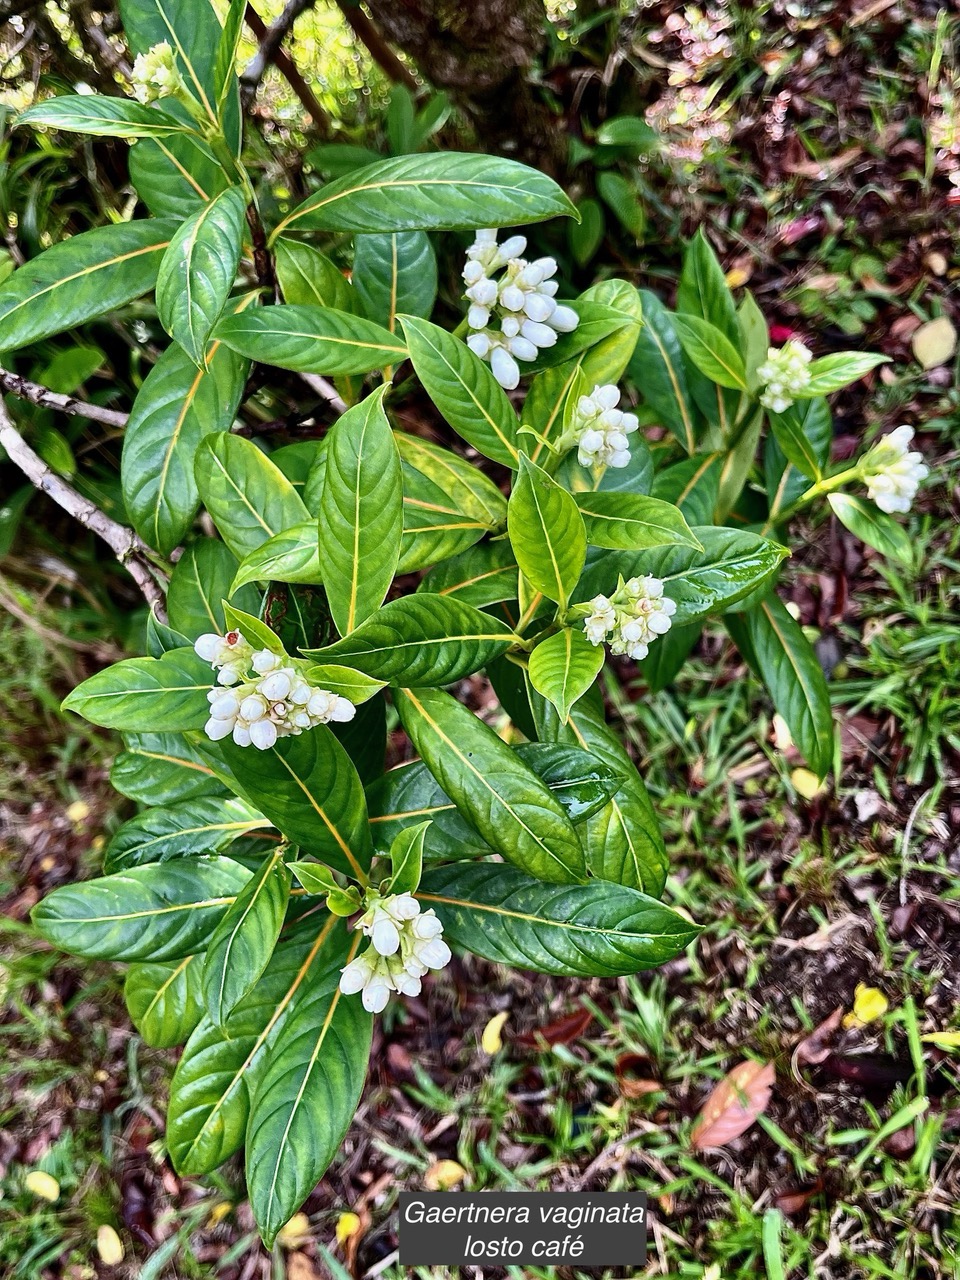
(790, 768), (824, 800)
(65, 800), (90, 824)
(335, 1211), (362, 1245)
(425, 1159), (466, 1190)
(724, 267), (751, 288)
(843, 983), (888, 1029)
(207, 1200), (233, 1227)
(276, 1212), (311, 1248)
(481, 1011), (509, 1055)
(921, 1031), (960, 1049)
(911, 315), (957, 370)
(96, 1225), (124, 1267)
(24, 1171), (60, 1201)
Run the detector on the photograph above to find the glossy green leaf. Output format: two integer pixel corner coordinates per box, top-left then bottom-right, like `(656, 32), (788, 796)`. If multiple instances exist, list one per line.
(672, 315), (748, 391)
(156, 186), (247, 365)
(521, 302), (635, 377)
(104, 796), (266, 872)
(273, 238), (358, 313)
(195, 433), (310, 561)
(802, 352), (889, 397)
(738, 290), (769, 390)
(353, 231), (437, 332)
(767, 399), (831, 481)
(596, 116), (659, 150)
(203, 848), (292, 1024)
(568, 197), (604, 266)
(715, 407), (763, 520)
(32, 856), (251, 962)
(214, 0), (245, 119)
(651, 452), (723, 525)
(246, 957), (372, 1246)
(125, 955), (205, 1048)
(231, 522), (322, 590)
(167, 539), (259, 636)
(219, 729), (372, 880)
(331, 693), (386, 787)
(129, 134), (231, 218)
(397, 459), (489, 573)
(764, 399), (831, 519)
(395, 687), (586, 885)
(677, 228), (739, 343)
(167, 914), (348, 1177)
(575, 492), (702, 551)
(62, 648), (212, 731)
(528, 628), (603, 724)
(726, 594), (834, 779)
(828, 492), (912, 563)
(394, 432), (507, 526)
(301, 666), (385, 704)
(110, 730), (227, 805)
(304, 594), (516, 685)
(19, 95), (190, 138)
(629, 291), (702, 454)
(508, 455), (585, 609)
(597, 171), (645, 239)
(215, 305), (405, 375)
(419, 864), (699, 977)
(417, 541), (518, 609)
(274, 152), (576, 236)
(0, 219), (176, 353)
(318, 386), (402, 636)
(387, 821), (428, 895)
(122, 338), (248, 555)
(399, 316), (519, 468)
(221, 603), (284, 655)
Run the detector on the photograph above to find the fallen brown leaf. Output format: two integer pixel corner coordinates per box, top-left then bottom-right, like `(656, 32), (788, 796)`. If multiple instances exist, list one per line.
(793, 1007), (844, 1073)
(690, 1060), (775, 1150)
(615, 1052), (663, 1099)
(516, 1005), (593, 1047)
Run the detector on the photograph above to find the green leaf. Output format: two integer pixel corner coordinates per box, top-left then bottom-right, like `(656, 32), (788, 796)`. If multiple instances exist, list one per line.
(521, 301), (635, 376)
(220, 603), (285, 655)
(214, 0), (245, 120)
(394, 432), (507, 526)
(629, 291), (702, 454)
(726, 594), (834, 779)
(273, 238), (358, 313)
(828, 492), (912, 563)
(639, 621), (701, 693)
(0, 219), (176, 353)
(677, 227), (739, 344)
(331, 694), (386, 787)
(596, 171), (645, 239)
(246, 959), (372, 1246)
(125, 955), (205, 1048)
(19, 95), (191, 138)
(576, 527), (789, 626)
(764, 399), (831, 518)
(397, 460), (489, 573)
(672, 315), (748, 391)
(353, 232), (437, 332)
(167, 538), (259, 636)
(129, 134), (231, 218)
(419, 864), (699, 977)
(156, 186), (247, 366)
(274, 152), (576, 236)
(231, 522), (322, 590)
(802, 352), (889, 397)
(575, 492), (702, 551)
(738, 290), (769, 390)
(767, 399), (831, 481)
(528, 628), (603, 724)
(596, 116), (659, 150)
(715, 407), (763, 520)
(32, 856), (251, 962)
(110, 731), (226, 805)
(650, 453), (723, 525)
(417, 541), (518, 609)
(103, 796), (266, 872)
(167, 914), (348, 1177)
(568, 197), (604, 266)
(122, 338), (248, 555)
(195, 433), (310, 561)
(508, 455), (586, 609)
(531, 685), (667, 895)
(520, 360), (587, 465)
(62, 648), (212, 731)
(387, 821), (428, 895)
(219, 730), (372, 880)
(214, 305), (406, 375)
(399, 316), (519, 468)
(302, 666), (385, 704)
(318, 386), (402, 636)
(304, 594), (516, 685)
(395, 687), (586, 885)
(203, 848), (291, 1025)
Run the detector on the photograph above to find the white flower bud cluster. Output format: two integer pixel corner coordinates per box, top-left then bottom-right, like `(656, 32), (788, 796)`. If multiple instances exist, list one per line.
(194, 630), (356, 750)
(583, 576), (677, 661)
(757, 340), (813, 413)
(571, 384), (640, 469)
(462, 229), (579, 390)
(339, 892), (451, 1013)
(131, 41), (183, 105)
(861, 424), (929, 515)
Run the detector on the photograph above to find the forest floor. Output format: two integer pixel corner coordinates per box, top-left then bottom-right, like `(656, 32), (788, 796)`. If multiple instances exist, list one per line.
(1, 2), (959, 1278)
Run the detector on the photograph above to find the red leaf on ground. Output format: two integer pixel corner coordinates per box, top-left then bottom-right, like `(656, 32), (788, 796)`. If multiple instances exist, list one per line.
(690, 1060), (775, 1149)
(516, 1005), (593, 1047)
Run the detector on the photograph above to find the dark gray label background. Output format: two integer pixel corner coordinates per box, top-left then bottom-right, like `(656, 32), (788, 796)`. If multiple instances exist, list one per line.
(398, 1191), (647, 1266)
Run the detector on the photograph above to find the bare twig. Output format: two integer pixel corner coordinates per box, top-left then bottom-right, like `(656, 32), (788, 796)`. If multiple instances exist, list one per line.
(1, 367), (129, 428)
(334, 0), (418, 92)
(242, 1), (330, 132)
(0, 396), (167, 615)
(298, 372), (348, 415)
(245, 201), (277, 300)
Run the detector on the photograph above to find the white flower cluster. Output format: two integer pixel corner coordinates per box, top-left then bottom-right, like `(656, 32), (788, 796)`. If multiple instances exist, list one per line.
(131, 41), (183, 105)
(462, 229), (579, 390)
(861, 425), (929, 515)
(583, 576), (677, 661)
(757, 339), (813, 413)
(339, 892), (451, 1013)
(194, 630), (355, 750)
(570, 384), (640, 469)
